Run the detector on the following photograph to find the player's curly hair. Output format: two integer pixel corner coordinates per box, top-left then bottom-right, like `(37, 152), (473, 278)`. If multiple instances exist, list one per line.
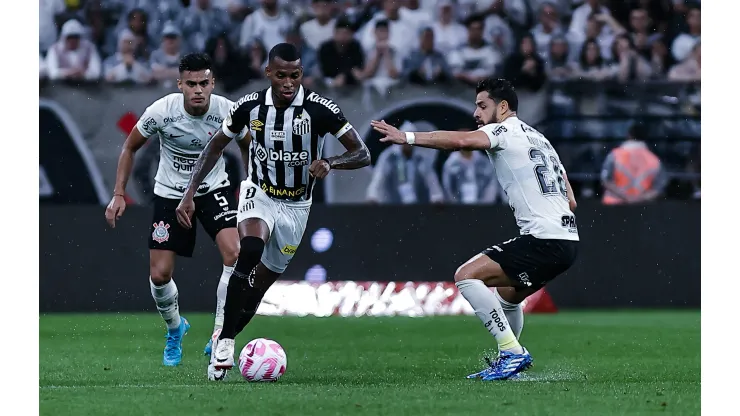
(476, 78), (519, 111)
(179, 53), (212, 74)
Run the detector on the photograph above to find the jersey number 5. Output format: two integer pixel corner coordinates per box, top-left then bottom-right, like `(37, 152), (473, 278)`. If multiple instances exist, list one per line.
(529, 148), (567, 198)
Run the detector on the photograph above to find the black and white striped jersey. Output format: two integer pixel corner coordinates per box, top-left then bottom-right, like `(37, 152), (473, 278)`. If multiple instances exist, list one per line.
(220, 85), (353, 203)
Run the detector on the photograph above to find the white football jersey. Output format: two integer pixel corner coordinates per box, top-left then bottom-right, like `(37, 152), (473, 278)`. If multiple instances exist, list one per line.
(479, 116), (579, 241)
(136, 93), (246, 199)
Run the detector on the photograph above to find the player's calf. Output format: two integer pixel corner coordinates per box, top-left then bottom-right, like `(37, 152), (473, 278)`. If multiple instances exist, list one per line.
(219, 236), (266, 340)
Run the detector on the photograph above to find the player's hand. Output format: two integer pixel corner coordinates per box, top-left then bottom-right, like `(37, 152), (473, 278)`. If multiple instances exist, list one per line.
(371, 120), (405, 145)
(309, 159), (331, 179)
(176, 197), (196, 229)
(105, 195), (127, 229)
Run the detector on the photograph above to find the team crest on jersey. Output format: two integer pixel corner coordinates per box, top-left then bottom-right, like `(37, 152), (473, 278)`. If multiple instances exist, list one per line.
(152, 221), (171, 243)
(293, 118), (310, 135)
(251, 120), (264, 132)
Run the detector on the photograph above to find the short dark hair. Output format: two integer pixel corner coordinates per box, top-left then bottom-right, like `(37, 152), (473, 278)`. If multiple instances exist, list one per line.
(268, 43), (301, 63)
(476, 78), (518, 111)
(375, 19), (389, 30)
(464, 15), (484, 28)
(179, 53), (212, 73)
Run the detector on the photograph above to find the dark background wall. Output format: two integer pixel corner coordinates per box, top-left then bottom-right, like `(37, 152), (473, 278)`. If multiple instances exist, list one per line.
(39, 202), (700, 312)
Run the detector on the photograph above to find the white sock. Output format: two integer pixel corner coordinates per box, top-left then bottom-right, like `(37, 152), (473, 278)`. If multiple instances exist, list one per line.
(214, 264), (234, 331)
(495, 289), (524, 340)
(150, 278), (181, 331)
(456, 279), (523, 354)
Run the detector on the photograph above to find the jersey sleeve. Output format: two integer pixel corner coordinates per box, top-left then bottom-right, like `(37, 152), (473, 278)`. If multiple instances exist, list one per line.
(477, 123), (509, 150)
(222, 94), (257, 140)
(135, 99), (166, 139)
(223, 99), (249, 140)
(316, 102), (353, 138)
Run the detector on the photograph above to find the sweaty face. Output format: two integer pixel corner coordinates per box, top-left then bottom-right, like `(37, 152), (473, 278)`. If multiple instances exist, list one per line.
(474, 92), (500, 127)
(178, 70), (214, 111)
(266, 58), (303, 104)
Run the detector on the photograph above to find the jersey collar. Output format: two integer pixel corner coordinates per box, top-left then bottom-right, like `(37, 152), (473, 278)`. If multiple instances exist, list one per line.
(265, 85), (305, 107)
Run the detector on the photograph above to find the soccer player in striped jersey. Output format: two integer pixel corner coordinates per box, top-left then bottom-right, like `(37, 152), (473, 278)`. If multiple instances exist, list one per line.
(176, 43), (371, 380)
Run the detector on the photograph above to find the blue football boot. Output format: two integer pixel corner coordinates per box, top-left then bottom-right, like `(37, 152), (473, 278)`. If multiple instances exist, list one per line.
(163, 317), (190, 366)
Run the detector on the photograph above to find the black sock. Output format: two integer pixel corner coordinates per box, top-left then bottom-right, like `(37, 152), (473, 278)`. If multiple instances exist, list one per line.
(234, 288), (267, 336)
(220, 237), (264, 340)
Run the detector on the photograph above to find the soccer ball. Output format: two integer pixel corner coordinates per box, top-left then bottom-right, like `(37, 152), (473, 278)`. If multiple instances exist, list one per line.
(238, 338), (287, 382)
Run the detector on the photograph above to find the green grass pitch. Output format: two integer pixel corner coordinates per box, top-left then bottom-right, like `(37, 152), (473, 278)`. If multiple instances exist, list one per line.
(40, 311), (700, 416)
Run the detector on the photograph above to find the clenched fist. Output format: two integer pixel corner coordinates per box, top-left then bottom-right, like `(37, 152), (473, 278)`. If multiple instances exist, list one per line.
(309, 159), (331, 179)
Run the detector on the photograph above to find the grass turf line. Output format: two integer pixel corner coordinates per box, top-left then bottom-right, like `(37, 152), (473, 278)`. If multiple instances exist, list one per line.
(40, 311), (700, 416)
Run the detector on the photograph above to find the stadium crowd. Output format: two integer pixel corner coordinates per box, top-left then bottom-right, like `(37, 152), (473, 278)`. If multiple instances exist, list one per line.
(39, 0), (701, 204)
(39, 0), (700, 89)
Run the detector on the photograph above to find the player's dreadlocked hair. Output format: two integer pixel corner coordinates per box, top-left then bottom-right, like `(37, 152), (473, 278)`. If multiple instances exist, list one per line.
(179, 53), (212, 74)
(268, 43), (301, 63)
(476, 78), (519, 112)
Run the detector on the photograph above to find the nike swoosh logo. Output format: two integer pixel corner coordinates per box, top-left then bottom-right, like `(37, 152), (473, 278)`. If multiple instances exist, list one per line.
(170, 134), (184, 138)
(216, 358), (229, 363)
(224, 216), (236, 221)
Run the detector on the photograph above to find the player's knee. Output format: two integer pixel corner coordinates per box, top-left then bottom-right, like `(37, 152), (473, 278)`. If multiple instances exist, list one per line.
(223, 245), (240, 266)
(454, 264), (475, 283)
(149, 268), (173, 286)
(238, 236), (265, 266)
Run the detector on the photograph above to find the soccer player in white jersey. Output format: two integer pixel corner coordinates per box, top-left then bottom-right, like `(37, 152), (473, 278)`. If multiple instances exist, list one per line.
(104, 53), (247, 366)
(371, 78), (579, 381)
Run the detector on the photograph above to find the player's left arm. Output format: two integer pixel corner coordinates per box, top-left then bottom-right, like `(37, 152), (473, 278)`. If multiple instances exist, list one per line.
(370, 120), (498, 151)
(310, 106), (371, 179)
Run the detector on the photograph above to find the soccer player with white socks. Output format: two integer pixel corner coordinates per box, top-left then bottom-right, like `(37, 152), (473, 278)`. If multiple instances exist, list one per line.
(371, 78), (579, 380)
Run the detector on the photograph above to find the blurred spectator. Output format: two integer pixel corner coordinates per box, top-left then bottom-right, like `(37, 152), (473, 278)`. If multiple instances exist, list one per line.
(318, 18), (365, 87)
(610, 34), (653, 82)
(360, 20), (402, 95)
(442, 149), (500, 204)
(359, 0), (417, 57)
(40, 0), (66, 53)
(569, 5), (623, 61)
(403, 27), (452, 86)
(627, 8), (659, 58)
(103, 29), (152, 84)
(205, 33), (253, 92)
(459, 0), (528, 29)
(286, 29), (318, 88)
(431, 0), (467, 55)
(503, 35), (546, 93)
(239, 0), (294, 53)
(114, 0), (183, 49)
(179, 0), (232, 53)
(448, 16), (501, 87)
(531, 1), (565, 60)
(569, 0), (612, 38)
(150, 23), (183, 87)
(300, 0), (337, 51)
(483, 9), (515, 57)
(46, 20), (102, 82)
(212, 0), (252, 22)
(575, 39), (611, 81)
(546, 35), (576, 80)
(110, 8), (155, 60)
(246, 39), (269, 78)
(648, 36), (673, 78)
(601, 123), (667, 205)
(366, 144), (444, 204)
(671, 3), (700, 62)
(85, 1), (117, 58)
(668, 40), (700, 82)
(399, 0), (433, 33)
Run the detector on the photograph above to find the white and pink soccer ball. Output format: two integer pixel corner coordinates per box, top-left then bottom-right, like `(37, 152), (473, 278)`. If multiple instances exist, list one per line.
(238, 338), (287, 382)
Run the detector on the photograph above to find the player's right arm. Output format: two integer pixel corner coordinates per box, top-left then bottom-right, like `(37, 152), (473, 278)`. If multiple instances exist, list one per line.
(371, 120), (506, 151)
(176, 99), (251, 229)
(104, 109), (159, 228)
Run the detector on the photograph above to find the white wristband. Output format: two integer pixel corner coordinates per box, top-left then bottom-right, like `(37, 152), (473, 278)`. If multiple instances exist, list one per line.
(405, 132), (416, 145)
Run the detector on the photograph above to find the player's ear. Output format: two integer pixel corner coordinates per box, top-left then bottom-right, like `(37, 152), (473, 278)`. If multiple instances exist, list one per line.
(176, 77), (182, 91)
